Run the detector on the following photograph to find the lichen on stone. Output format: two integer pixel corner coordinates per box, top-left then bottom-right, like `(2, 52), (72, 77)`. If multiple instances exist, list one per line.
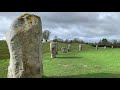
(18, 13), (40, 21)
(18, 13), (32, 19)
(11, 13), (41, 35)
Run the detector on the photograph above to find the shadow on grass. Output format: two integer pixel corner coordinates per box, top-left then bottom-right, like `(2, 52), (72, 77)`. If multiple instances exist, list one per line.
(43, 73), (120, 78)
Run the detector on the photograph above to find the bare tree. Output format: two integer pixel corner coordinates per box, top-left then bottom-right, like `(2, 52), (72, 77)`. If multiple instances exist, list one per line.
(43, 30), (51, 42)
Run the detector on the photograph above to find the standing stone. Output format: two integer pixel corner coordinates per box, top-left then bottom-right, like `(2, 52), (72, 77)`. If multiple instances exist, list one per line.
(111, 46), (113, 48)
(67, 44), (71, 52)
(61, 47), (67, 53)
(6, 14), (43, 78)
(96, 45), (98, 50)
(50, 41), (57, 58)
(104, 46), (106, 49)
(55, 42), (58, 55)
(79, 44), (83, 51)
(61, 47), (64, 52)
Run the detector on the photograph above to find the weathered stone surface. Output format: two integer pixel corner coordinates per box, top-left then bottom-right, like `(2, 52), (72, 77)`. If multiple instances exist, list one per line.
(6, 14), (43, 78)
(61, 47), (67, 53)
(67, 44), (71, 52)
(79, 44), (83, 51)
(50, 41), (57, 58)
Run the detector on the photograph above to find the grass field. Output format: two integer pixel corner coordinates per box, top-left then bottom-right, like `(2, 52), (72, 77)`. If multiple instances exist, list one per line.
(1, 41), (120, 78)
(43, 49), (120, 78)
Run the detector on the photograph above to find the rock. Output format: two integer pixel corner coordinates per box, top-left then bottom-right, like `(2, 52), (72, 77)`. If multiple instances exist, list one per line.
(55, 42), (58, 55)
(111, 46), (113, 48)
(50, 41), (57, 58)
(104, 46), (106, 49)
(6, 13), (43, 78)
(67, 44), (71, 52)
(79, 44), (83, 51)
(61, 47), (67, 53)
(96, 45), (98, 50)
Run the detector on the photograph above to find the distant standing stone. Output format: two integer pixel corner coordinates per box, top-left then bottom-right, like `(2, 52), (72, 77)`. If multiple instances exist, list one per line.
(79, 44), (83, 51)
(6, 14), (43, 78)
(61, 47), (68, 53)
(50, 41), (57, 58)
(111, 46), (113, 48)
(67, 44), (71, 52)
(55, 42), (58, 55)
(104, 46), (106, 49)
(96, 45), (98, 50)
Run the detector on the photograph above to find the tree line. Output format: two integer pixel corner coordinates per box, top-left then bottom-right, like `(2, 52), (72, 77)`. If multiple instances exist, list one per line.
(42, 30), (85, 43)
(42, 30), (120, 48)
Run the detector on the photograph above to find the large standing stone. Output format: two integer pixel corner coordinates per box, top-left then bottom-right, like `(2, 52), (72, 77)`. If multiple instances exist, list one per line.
(6, 14), (43, 78)
(79, 44), (83, 51)
(67, 44), (71, 52)
(50, 41), (57, 58)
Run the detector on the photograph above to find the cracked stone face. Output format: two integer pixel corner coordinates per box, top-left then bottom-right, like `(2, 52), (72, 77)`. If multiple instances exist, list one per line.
(6, 14), (43, 78)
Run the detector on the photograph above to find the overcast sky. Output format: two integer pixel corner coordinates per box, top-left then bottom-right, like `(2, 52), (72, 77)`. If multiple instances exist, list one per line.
(0, 12), (120, 43)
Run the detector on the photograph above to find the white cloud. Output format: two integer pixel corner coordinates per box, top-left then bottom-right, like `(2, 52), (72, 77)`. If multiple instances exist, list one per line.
(1, 12), (120, 42)
(0, 16), (12, 40)
(0, 16), (11, 32)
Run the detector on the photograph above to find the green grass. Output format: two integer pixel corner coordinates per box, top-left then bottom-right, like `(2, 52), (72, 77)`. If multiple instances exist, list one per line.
(0, 41), (9, 59)
(0, 60), (9, 78)
(43, 48), (120, 78)
(1, 40), (120, 78)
